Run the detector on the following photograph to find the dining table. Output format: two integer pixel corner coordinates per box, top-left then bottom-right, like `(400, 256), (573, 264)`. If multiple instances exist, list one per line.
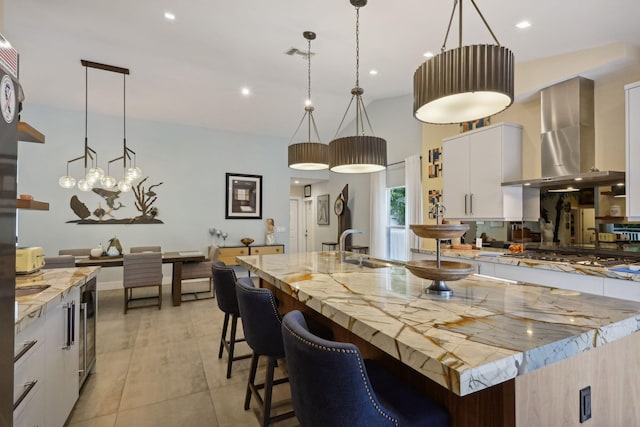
(74, 251), (206, 306)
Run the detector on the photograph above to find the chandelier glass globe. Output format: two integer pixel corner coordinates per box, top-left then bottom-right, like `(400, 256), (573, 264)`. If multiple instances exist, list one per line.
(58, 175), (77, 189)
(117, 179), (132, 192)
(101, 175), (117, 189)
(77, 179), (93, 192)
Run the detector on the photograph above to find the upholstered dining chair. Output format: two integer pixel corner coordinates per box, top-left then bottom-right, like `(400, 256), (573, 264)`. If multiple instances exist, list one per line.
(123, 252), (163, 314)
(58, 248), (92, 256)
(281, 310), (450, 427)
(212, 262), (251, 378)
(180, 245), (219, 298)
(43, 255), (76, 269)
(235, 277), (295, 427)
(130, 246), (162, 253)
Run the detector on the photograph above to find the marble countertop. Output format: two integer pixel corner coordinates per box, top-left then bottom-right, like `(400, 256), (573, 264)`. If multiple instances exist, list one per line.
(15, 267), (100, 334)
(238, 251), (640, 396)
(413, 248), (640, 281)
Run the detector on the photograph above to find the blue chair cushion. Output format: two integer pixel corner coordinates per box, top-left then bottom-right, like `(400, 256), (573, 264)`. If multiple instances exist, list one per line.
(365, 360), (450, 427)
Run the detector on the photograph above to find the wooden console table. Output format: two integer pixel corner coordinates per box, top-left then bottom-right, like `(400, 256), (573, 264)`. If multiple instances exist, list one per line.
(218, 244), (284, 266)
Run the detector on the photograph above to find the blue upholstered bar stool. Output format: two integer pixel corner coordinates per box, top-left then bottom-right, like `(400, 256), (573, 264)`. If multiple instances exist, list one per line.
(235, 278), (295, 427)
(282, 310), (450, 427)
(212, 262), (251, 378)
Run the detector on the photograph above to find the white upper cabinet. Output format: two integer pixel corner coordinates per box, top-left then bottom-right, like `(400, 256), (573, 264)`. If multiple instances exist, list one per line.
(442, 122), (524, 221)
(626, 81), (640, 220)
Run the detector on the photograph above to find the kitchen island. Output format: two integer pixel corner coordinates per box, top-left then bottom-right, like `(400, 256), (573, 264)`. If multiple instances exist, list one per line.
(238, 251), (640, 426)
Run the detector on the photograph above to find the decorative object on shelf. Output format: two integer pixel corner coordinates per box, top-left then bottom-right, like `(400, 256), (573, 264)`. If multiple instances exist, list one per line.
(406, 203), (472, 298)
(413, 0), (514, 124)
(90, 244), (104, 258)
(240, 238), (254, 247)
(101, 60), (142, 192)
(288, 31), (328, 170)
(221, 232), (228, 246)
(336, 185), (352, 247)
(317, 194), (329, 225)
(266, 218), (275, 245)
(58, 61), (101, 190)
(328, 0), (386, 174)
(106, 237), (122, 256)
(303, 184), (311, 198)
(226, 173), (262, 219)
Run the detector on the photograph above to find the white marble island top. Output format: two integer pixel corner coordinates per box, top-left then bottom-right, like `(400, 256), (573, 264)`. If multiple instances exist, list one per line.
(238, 251), (640, 396)
(15, 267), (100, 334)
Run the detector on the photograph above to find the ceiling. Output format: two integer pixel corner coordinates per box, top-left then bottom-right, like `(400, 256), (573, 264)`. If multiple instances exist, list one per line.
(4, 0), (640, 143)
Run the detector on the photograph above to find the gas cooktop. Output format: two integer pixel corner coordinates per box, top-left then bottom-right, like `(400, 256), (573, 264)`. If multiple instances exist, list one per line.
(501, 252), (638, 268)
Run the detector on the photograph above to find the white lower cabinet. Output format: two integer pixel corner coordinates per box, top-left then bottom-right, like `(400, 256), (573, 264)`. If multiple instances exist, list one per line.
(14, 317), (45, 427)
(45, 286), (80, 427)
(492, 264), (604, 295)
(603, 277), (640, 302)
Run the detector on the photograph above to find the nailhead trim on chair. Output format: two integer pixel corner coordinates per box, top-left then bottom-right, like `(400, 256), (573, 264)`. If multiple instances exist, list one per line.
(243, 286), (281, 321)
(283, 322), (399, 426)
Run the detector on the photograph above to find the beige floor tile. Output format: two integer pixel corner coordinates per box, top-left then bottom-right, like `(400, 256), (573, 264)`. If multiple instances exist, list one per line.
(67, 412), (117, 427)
(119, 338), (208, 410)
(67, 348), (132, 422)
(115, 391), (217, 427)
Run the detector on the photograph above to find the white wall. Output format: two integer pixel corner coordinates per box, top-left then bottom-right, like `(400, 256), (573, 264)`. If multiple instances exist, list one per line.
(17, 104), (290, 284)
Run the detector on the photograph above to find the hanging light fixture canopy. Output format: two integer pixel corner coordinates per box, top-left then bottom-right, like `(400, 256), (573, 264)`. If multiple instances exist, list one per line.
(328, 0), (386, 174)
(288, 31), (328, 171)
(413, 0), (514, 124)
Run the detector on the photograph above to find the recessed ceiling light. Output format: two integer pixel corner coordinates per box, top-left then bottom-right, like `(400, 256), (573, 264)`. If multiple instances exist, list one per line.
(515, 20), (531, 29)
(294, 180), (300, 184)
(164, 11), (176, 21)
(369, 69), (378, 76)
(423, 52), (434, 58)
(241, 87), (251, 96)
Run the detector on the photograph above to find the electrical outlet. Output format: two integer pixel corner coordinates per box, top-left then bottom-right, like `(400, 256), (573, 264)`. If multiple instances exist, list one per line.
(580, 386), (591, 423)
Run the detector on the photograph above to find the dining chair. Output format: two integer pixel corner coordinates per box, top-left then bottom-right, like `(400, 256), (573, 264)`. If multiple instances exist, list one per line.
(130, 246), (162, 253)
(281, 310), (450, 427)
(180, 245), (219, 298)
(123, 252), (163, 314)
(58, 248), (92, 256)
(212, 262), (251, 378)
(43, 255), (76, 269)
(235, 277), (295, 427)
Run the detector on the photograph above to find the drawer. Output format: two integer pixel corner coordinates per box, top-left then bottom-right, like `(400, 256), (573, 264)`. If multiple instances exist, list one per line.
(14, 317), (45, 363)
(14, 337), (44, 412)
(218, 247), (250, 266)
(251, 245), (284, 255)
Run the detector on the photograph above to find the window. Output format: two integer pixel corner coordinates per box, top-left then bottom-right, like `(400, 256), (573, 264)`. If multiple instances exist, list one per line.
(387, 186), (406, 261)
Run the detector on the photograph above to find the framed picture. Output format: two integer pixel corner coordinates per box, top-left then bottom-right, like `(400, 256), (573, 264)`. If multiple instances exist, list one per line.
(304, 184), (311, 198)
(317, 194), (329, 225)
(225, 173), (262, 219)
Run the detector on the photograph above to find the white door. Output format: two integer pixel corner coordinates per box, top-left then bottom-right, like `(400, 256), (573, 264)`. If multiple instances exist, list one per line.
(469, 126), (502, 219)
(289, 198), (299, 253)
(304, 199), (314, 252)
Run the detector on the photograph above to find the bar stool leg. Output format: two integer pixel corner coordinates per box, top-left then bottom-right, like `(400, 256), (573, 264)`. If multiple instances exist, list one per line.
(219, 313), (230, 359)
(227, 314), (240, 379)
(261, 357), (277, 427)
(245, 352), (259, 410)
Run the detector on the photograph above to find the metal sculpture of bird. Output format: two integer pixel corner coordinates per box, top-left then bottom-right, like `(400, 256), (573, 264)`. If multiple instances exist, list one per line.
(92, 188), (124, 210)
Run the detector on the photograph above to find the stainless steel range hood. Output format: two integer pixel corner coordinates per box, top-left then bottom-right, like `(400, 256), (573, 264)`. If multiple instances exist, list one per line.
(503, 77), (625, 190)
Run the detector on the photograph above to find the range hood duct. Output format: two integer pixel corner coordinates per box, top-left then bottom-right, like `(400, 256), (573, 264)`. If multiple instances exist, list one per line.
(503, 76), (625, 189)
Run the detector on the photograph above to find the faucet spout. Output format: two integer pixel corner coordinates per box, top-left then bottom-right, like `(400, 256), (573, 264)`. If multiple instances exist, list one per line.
(339, 229), (364, 262)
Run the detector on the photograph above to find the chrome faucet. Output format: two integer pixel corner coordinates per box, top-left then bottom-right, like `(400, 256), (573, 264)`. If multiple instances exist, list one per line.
(339, 229), (364, 262)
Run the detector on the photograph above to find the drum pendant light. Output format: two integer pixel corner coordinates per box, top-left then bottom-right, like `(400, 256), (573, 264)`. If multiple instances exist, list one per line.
(328, 0), (386, 174)
(413, 0), (514, 124)
(288, 31), (328, 170)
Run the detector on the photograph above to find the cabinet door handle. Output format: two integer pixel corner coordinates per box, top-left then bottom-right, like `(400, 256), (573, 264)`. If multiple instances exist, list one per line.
(14, 340), (37, 363)
(464, 194), (468, 215)
(470, 193), (474, 215)
(71, 301), (76, 346)
(82, 302), (88, 373)
(13, 380), (37, 410)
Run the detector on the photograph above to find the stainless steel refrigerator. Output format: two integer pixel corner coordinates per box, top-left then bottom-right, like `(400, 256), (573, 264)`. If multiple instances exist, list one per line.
(0, 34), (19, 427)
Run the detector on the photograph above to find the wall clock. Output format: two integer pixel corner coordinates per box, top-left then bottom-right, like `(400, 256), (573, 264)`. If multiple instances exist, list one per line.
(334, 197), (344, 216)
(1, 75), (15, 124)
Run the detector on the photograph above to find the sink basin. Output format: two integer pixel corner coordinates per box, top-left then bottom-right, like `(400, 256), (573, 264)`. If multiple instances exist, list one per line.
(15, 284), (51, 298)
(344, 258), (395, 269)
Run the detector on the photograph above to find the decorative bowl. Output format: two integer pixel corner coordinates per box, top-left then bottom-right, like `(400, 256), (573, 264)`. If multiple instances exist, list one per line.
(405, 260), (475, 281)
(410, 224), (469, 240)
(240, 238), (254, 247)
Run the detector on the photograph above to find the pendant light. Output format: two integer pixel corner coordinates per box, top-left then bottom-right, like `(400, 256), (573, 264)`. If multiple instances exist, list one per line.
(104, 63), (142, 193)
(59, 62), (101, 190)
(413, 0), (514, 124)
(328, 0), (386, 174)
(288, 31), (328, 170)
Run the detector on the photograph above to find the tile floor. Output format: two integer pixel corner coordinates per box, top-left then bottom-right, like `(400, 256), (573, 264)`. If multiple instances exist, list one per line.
(66, 281), (299, 427)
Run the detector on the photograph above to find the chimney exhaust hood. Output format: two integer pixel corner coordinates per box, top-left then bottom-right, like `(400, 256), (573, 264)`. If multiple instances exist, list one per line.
(502, 77), (624, 190)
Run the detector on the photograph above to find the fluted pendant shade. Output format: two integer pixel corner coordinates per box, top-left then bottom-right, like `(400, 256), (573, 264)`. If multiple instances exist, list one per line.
(329, 135), (386, 173)
(288, 142), (329, 170)
(414, 45), (514, 125)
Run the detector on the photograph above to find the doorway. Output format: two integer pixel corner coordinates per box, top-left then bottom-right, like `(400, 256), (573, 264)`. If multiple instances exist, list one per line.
(289, 198), (300, 253)
(303, 199), (314, 252)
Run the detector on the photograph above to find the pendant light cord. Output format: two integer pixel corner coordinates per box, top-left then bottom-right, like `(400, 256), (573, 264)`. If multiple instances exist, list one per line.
(441, 0), (500, 51)
(307, 37), (311, 142)
(123, 73), (127, 169)
(84, 65), (88, 169)
(355, 7), (360, 88)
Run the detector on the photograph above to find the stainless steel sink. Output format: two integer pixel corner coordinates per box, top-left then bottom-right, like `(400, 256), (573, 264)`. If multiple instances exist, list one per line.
(344, 258), (396, 269)
(15, 284), (51, 298)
